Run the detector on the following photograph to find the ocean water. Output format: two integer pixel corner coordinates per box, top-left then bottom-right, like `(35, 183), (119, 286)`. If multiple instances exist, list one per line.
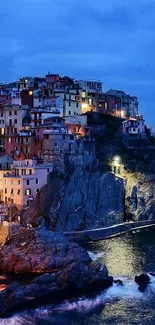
(1, 230), (155, 324)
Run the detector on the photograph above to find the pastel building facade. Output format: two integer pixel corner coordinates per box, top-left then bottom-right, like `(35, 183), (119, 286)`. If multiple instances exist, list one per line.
(43, 129), (79, 152)
(5, 130), (36, 159)
(122, 117), (146, 138)
(1, 159), (53, 209)
(65, 115), (91, 137)
(106, 90), (139, 118)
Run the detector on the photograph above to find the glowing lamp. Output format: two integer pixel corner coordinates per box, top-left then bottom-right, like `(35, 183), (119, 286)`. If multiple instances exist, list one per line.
(114, 156), (121, 164)
(82, 103), (88, 110)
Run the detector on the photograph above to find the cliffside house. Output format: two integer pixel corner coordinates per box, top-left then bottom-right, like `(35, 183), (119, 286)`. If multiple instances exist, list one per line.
(122, 117), (146, 139)
(1, 159), (53, 209)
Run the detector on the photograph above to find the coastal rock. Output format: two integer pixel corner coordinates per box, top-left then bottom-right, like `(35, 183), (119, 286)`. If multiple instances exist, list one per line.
(113, 279), (123, 286)
(0, 227), (113, 316)
(0, 265), (113, 317)
(149, 272), (155, 276)
(0, 227), (90, 273)
(135, 273), (150, 292)
(49, 170), (125, 231)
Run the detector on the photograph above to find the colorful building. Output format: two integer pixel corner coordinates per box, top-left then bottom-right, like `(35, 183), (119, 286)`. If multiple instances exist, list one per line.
(1, 159), (53, 209)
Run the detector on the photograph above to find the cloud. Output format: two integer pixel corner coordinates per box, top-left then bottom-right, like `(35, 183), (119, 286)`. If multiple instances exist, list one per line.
(0, 0), (155, 126)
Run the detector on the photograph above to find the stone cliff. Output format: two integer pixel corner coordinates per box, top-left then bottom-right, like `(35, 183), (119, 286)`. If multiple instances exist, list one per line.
(125, 173), (155, 221)
(20, 113), (155, 231)
(22, 168), (155, 231)
(50, 170), (125, 231)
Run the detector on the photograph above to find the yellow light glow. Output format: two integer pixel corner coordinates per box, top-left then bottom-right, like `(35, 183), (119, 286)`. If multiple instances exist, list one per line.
(82, 91), (86, 98)
(1, 128), (4, 135)
(121, 110), (125, 118)
(114, 156), (121, 164)
(82, 103), (88, 109)
(29, 91), (33, 96)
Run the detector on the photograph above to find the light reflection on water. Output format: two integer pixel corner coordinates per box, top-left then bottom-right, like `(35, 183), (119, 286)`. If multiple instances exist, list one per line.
(84, 230), (155, 277)
(1, 230), (155, 325)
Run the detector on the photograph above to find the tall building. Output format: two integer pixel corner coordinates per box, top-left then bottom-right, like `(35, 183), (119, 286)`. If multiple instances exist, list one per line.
(106, 90), (139, 118)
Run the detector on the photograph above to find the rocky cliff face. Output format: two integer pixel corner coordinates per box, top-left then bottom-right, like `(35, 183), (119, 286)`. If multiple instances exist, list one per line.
(125, 173), (155, 221)
(21, 167), (155, 231)
(49, 170), (125, 231)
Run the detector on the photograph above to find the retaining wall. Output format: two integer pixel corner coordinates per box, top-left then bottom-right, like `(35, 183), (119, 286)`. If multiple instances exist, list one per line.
(65, 220), (155, 243)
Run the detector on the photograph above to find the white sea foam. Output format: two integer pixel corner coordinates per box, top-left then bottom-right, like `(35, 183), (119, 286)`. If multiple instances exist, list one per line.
(2, 273), (155, 323)
(46, 274), (155, 314)
(88, 251), (105, 261)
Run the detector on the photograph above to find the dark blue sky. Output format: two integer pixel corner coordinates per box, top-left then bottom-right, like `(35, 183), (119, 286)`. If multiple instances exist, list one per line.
(1, 0), (155, 128)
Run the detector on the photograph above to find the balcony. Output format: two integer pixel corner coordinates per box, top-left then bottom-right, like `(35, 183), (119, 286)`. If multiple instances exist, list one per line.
(128, 127), (138, 135)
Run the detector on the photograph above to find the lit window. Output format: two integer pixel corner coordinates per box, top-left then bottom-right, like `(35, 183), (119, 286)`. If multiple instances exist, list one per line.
(29, 91), (33, 95)
(82, 91), (86, 98)
(88, 98), (92, 105)
(8, 138), (12, 143)
(1, 128), (4, 135)
(25, 189), (31, 196)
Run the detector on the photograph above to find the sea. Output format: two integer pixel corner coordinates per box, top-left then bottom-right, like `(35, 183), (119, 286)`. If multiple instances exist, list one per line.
(1, 229), (155, 324)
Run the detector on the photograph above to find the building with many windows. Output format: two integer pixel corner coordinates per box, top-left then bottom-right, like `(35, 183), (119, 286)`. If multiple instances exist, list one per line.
(1, 159), (53, 209)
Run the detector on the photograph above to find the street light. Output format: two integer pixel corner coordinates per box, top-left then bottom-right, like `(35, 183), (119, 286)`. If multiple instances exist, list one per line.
(114, 156), (121, 164)
(113, 156), (121, 174)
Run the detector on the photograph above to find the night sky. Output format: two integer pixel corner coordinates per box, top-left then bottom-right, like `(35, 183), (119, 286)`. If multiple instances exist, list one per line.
(1, 0), (155, 127)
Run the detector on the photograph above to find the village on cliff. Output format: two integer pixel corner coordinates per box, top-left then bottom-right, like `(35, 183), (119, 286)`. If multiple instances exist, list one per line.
(0, 72), (151, 222)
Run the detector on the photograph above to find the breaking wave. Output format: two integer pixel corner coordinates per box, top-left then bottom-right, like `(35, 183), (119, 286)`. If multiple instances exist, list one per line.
(88, 251), (105, 260)
(2, 273), (155, 324)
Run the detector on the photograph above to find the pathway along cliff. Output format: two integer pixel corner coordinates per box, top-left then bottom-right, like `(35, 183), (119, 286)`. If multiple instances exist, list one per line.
(64, 220), (155, 242)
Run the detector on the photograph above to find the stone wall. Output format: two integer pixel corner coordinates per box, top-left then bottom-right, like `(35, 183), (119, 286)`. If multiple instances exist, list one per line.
(43, 149), (95, 173)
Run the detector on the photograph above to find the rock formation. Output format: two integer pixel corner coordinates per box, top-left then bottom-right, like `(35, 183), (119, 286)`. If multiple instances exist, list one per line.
(20, 167), (155, 232)
(0, 227), (113, 316)
(49, 170), (125, 231)
(135, 273), (150, 292)
(125, 173), (155, 221)
(0, 227), (90, 273)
